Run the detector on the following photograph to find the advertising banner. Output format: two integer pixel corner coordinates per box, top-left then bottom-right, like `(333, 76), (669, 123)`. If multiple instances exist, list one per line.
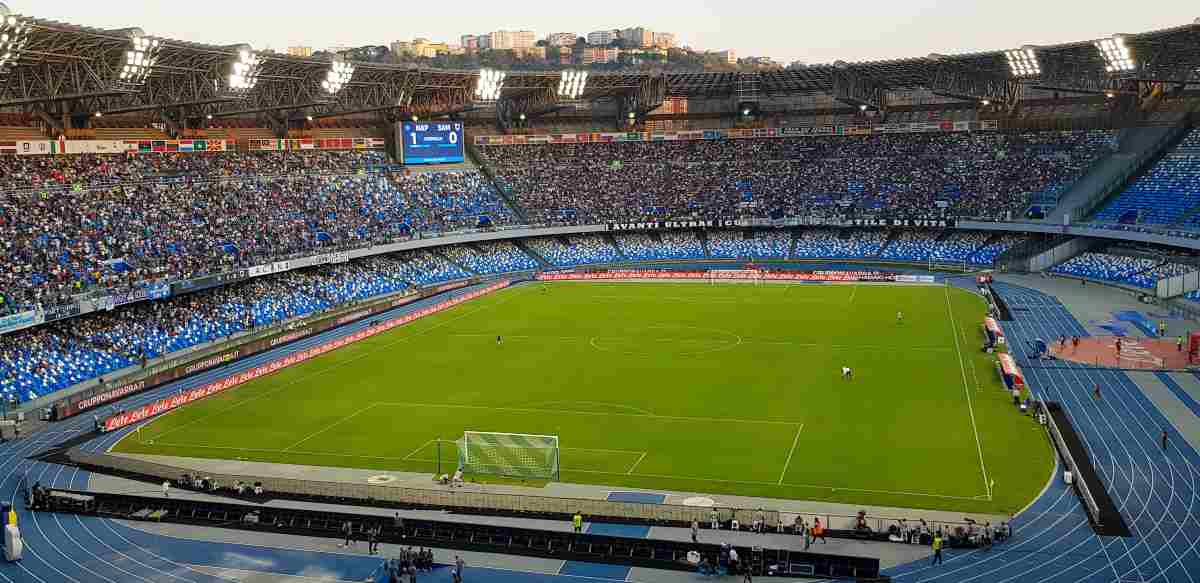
(606, 219), (739, 231)
(538, 269), (935, 284)
(476, 120), (997, 147)
(0, 310), (44, 336)
(100, 280), (510, 432)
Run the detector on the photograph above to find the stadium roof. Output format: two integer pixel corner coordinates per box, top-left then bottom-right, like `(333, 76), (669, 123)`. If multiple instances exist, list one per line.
(0, 4), (1197, 126)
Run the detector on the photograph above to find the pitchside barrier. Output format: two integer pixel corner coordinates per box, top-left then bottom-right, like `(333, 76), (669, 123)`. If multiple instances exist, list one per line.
(539, 269), (938, 284)
(66, 450), (777, 527)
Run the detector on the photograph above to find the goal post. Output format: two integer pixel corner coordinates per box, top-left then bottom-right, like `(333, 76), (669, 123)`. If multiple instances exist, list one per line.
(458, 431), (561, 480)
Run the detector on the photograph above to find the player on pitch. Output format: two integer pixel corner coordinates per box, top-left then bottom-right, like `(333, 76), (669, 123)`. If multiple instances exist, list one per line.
(897, 311), (904, 325)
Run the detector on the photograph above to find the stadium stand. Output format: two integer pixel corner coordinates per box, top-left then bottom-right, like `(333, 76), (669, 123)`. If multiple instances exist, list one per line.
(478, 132), (1117, 225)
(1094, 129), (1200, 225)
(705, 229), (791, 259)
(1049, 251), (1162, 289)
(443, 241), (539, 275)
(525, 235), (622, 266)
(0, 154), (513, 314)
(792, 229), (888, 259)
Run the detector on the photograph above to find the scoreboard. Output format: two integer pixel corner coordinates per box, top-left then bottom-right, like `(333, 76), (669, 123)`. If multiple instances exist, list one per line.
(398, 121), (465, 164)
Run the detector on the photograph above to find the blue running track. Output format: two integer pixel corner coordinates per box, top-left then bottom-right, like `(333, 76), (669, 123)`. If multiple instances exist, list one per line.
(2, 281), (1198, 582)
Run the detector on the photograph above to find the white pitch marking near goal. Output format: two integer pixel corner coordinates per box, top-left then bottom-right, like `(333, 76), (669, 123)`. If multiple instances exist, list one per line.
(626, 452), (648, 475)
(943, 283), (992, 500)
(778, 423), (805, 485)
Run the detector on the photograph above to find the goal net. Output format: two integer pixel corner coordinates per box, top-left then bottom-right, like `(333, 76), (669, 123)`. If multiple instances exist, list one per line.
(458, 431), (561, 480)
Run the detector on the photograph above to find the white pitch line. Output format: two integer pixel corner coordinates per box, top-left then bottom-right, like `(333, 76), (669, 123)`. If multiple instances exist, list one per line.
(402, 438), (437, 461)
(626, 452), (648, 475)
(944, 283), (992, 500)
(848, 285), (858, 304)
(372, 401), (800, 426)
(283, 402), (379, 452)
(147, 284), (529, 443)
(778, 423), (805, 485)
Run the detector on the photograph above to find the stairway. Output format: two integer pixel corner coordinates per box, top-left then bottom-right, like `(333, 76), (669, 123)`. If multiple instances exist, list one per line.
(465, 141), (531, 224)
(1053, 123), (1192, 224)
(514, 240), (552, 268)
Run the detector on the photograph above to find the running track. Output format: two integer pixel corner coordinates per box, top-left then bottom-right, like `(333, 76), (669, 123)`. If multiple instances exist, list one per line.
(1, 281), (1198, 582)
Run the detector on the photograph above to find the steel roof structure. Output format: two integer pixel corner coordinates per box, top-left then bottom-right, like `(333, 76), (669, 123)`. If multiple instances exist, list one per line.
(0, 2), (1196, 133)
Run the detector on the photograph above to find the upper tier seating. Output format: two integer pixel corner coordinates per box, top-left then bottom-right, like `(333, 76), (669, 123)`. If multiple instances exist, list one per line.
(1094, 130), (1200, 225)
(479, 131), (1117, 225)
(0, 152), (513, 314)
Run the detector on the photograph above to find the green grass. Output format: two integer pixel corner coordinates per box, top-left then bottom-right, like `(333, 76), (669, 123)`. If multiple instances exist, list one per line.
(115, 281), (1053, 515)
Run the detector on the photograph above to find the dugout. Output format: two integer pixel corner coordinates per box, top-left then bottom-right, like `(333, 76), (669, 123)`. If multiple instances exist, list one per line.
(996, 353), (1025, 391)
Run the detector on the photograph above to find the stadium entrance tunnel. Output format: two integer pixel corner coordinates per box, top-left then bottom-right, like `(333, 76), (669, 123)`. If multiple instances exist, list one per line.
(587, 324), (744, 357)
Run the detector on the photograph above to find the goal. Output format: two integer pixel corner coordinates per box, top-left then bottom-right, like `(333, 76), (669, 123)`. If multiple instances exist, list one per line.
(458, 431), (561, 480)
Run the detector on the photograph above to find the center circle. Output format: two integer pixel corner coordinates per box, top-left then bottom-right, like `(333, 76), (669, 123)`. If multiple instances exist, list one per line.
(589, 324), (743, 357)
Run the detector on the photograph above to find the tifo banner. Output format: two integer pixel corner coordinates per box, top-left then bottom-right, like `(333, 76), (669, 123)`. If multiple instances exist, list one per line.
(607, 219), (739, 231)
(247, 137), (386, 151)
(0, 310), (44, 336)
(99, 280), (509, 432)
(5, 139), (231, 156)
(846, 217), (956, 228)
(475, 120), (998, 146)
(538, 269), (936, 284)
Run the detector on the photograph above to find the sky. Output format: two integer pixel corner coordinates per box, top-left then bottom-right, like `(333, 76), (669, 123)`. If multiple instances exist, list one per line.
(13, 0), (1198, 64)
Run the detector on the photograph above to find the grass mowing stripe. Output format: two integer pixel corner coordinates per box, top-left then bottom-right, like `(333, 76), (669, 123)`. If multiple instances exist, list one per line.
(144, 285), (533, 445)
(944, 282), (992, 500)
(370, 401), (802, 426)
(118, 282), (1051, 514)
(283, 403), (379, 452)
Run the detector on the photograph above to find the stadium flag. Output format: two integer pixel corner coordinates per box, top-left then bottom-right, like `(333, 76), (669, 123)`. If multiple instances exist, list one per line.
(52, 135), (67, 154)
(178, 140), (194, 152)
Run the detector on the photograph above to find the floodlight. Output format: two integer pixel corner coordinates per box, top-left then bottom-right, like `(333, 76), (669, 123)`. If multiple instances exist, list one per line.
(306, 115), (313, 121)
(1004, 46), (1041, 78)
(0, 6), (30, 73)
(226, 44), (262, 92)
(119, 31), (163, 85)
(475, 68), (506, 101)
(1094, 35), (1135, 73)
(556, 69), (588, 99)
(206, 114), (213, 120)
(93, 111), (102, 117)
(981, 99), (990, 106)
(859, 104), (868, 111)
(322, 58), (355, 94)
(742, 108), (751, 116)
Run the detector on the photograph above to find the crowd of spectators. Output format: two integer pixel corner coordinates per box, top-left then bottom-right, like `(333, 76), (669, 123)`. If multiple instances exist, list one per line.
(0, 152), (514, 314)
(478, 131), (1116, 226)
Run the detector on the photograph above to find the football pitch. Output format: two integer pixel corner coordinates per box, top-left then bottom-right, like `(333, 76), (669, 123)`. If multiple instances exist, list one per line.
(114, 280), (1054, 514)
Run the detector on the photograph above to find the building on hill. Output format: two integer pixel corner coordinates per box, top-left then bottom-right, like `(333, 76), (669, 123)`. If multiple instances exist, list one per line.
(581, 47), (620, 65)
(287, 46), (313, 57)
(546, 32), (577, 47)
(652, 32), (677, 49)
(587, 29), (619, 46)
(391, 38), (450, 59)
(488, 30), (536, 50)
(621, 27), (653, 48)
